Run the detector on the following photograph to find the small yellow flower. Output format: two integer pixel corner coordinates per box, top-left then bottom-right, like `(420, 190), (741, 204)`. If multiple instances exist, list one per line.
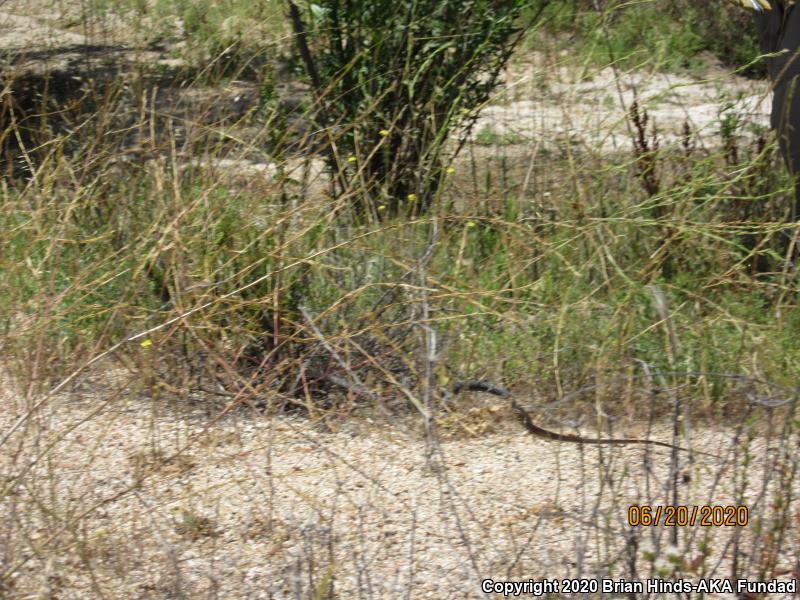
(466, 221), (477, 229)
(377, 204), (386, 211)
(445, 167), (455, 175)
(407, 193), (417, 202)
(347, 155), (357, 163)
(140, 339), (153, 348)
(379, 129), (390, 137)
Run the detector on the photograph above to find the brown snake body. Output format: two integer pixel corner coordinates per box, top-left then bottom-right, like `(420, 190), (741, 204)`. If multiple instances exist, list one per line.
(453, 380), (718, 458)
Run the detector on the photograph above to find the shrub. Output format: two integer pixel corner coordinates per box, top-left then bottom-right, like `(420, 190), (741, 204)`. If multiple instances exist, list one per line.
(287, 0), (549, 218)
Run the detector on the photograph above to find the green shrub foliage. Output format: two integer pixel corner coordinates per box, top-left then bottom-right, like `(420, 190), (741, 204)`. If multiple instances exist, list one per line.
(288, 0), (548, 218)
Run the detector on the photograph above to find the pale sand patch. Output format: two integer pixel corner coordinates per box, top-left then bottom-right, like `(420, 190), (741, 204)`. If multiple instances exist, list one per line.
(475, 65), (772, 153)
(1, 370), (796, 599)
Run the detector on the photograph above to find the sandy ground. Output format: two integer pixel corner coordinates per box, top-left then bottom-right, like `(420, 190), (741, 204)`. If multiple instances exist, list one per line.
(1, 367), (798, 599)
(478, 59), (771, 153)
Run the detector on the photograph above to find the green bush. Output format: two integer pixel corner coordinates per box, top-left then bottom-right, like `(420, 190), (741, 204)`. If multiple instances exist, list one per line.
(287, 0), (548, 218)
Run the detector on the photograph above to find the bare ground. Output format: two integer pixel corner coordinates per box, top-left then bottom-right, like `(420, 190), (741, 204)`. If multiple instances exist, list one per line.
(1, 366), (798, 599)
